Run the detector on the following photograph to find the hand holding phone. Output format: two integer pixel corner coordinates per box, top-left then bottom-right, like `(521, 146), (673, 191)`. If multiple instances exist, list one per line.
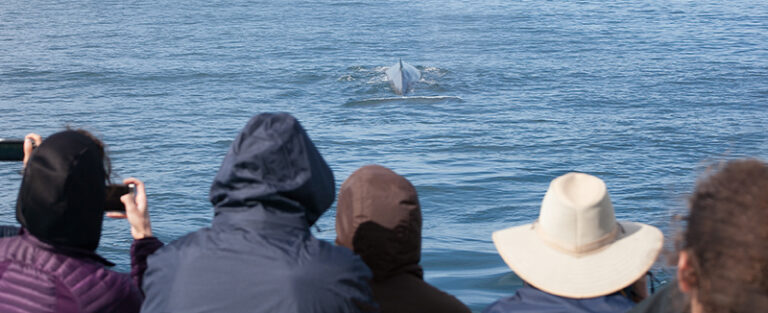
(23, 134), (42, 167)
(1, 134), (42, 163)
(106, 178), (152, 240)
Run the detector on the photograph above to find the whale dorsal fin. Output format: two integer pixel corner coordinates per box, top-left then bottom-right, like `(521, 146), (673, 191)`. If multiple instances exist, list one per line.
(399, 59), (406, 95)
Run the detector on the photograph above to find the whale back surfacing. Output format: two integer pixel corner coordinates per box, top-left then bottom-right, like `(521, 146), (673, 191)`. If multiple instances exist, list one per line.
(385, 60), (421, 96)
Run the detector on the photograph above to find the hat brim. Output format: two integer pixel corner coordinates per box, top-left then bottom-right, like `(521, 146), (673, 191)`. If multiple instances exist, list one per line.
(492, 221), (663, 298)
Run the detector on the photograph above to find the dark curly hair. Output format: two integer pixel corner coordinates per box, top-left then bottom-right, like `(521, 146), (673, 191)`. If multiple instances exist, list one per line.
(683, 159), (768, 312)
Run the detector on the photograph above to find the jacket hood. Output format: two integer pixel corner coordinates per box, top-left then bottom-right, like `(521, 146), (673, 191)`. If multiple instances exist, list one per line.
(209, 113), (335, 227)
(16, 130), (107, 252)
(336, 165), (423, 281)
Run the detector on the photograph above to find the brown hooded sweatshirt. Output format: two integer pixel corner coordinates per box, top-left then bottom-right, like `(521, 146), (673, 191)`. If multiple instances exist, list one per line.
(336, 165), (471, 313)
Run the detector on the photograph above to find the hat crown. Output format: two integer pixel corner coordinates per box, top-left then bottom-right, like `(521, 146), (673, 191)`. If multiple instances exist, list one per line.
(491, 172), (664, 298)
(537, 172), (618, 254)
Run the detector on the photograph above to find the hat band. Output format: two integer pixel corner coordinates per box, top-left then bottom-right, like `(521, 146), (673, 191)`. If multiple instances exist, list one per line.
(533, 221), (621, 256)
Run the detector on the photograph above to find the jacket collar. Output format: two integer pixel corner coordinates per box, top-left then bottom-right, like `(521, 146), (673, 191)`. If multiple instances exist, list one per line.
(212, 202), (310, 234)
(20, 228), (114, 267)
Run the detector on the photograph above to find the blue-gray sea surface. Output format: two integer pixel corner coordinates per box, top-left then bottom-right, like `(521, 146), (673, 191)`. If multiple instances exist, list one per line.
(1, 0), (767, 311)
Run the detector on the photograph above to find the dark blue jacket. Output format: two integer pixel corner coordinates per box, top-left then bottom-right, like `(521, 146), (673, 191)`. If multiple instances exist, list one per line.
(140, 113), (376, 313)
(483, 285), (636, 313)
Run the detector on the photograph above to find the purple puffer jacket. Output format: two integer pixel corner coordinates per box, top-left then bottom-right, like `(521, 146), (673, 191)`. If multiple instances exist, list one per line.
(0, 230), (163, 313)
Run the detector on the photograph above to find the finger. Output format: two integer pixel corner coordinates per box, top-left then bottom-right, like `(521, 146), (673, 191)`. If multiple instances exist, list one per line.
(24, 133), (42, 148)
(106, 212), (127, 219)
(30, 134), (42, 146)
(120, 193), (137, 209)
(23, 133), (42, 167)
(122, 177), (145, 194)
(23, 139), (33, 154)
(123, 177), (147, 205)
(23, 134), (37, 153)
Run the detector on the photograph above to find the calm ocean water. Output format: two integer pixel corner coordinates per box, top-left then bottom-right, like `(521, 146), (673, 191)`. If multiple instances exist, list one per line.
(1, 0), (767, 310)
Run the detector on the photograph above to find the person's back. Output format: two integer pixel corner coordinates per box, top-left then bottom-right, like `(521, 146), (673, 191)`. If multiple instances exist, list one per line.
(366, 273), (468, 313)
(335, 165), (471, 313)
(141, 113), (376, 313)
(0, 130), (162, 313)
(483, 284), (636, 313)
(0, 230), (141, 313)
(627, 280), (689, 313)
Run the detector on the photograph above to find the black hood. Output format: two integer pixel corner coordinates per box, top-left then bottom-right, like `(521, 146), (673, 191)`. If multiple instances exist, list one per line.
(16, 130), (107, 252)
(209, 113), (335, 226)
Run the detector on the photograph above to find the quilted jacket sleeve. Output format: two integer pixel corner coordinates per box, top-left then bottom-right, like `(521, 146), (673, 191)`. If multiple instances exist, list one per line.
(130, 237), (164, 296)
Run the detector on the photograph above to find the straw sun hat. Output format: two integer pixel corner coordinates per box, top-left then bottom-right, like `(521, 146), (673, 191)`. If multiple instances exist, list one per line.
(492, 172), (663, 298)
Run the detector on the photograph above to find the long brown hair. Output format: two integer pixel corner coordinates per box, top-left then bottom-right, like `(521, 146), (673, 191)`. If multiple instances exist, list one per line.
(683, 159), (768, 312)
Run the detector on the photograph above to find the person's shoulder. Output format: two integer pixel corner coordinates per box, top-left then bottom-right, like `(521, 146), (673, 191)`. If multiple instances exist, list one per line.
(75, 268), (140, 312)
(414, 280), (471, 313)
(481, 287), (547, 313)
(52, 257), (134, 304)
(75, 258), (132, 285)
(287, 239), (376, 312)
(305, 237), (368, 271)
(627, 281), (689, 313)
(484, 287), (638, 313)
(373, 275), (471, 313)
(290, 237), (371, 288)
(0, 237), (97, 278)
(482, 296), (514, 313)
(0, 234), (23, 252)
(149, 227), (212, 259)
(169, 227), (212, 247)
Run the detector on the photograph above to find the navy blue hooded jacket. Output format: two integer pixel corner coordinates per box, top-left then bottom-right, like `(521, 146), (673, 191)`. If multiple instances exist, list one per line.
(140, 113), (376, 313)
(483, 284), (636, 313)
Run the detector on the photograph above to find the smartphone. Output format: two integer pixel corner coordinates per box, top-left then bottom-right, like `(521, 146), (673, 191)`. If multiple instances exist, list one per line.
(105, 183), (136, 212)
(0, 139), (25, 161)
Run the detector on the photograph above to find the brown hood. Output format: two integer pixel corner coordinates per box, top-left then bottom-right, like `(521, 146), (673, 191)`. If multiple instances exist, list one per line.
(336, 165), (423, 281)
